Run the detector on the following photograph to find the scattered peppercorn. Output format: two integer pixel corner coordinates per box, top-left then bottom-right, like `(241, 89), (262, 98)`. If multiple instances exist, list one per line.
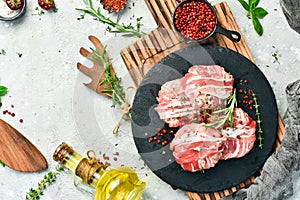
(148, 137), (153, 143)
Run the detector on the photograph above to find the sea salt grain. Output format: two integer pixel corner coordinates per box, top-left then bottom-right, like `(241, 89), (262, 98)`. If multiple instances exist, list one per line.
(0, 0), (20, 18)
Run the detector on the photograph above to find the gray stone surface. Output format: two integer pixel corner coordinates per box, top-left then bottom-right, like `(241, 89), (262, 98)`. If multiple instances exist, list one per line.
(280, 0), (300, 34)
(0, 0), (300, 199)
(230, 79), (300, 200)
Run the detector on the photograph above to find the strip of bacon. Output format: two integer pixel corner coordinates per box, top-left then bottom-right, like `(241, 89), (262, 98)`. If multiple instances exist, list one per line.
(155, 65), (234, 128)
(170, 123), (225, 172)
(220, 108), (256, 160)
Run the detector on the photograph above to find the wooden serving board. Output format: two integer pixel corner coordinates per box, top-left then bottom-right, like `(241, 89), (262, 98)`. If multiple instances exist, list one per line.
(120, 1), (285, 199)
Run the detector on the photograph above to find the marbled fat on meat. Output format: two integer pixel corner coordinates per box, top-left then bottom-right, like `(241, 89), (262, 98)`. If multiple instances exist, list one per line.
(170, 123), (225, 172)
(169, 109), (256, 172)
(155, 65), (234, 127)
(221, 108), (256, 160)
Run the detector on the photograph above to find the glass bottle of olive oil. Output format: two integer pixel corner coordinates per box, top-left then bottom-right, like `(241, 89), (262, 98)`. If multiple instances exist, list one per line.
(53, 142), (146, 200)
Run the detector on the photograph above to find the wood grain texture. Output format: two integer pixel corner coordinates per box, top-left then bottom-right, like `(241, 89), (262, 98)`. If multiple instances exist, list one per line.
(0, 119), (47, 172)
(120, 1), (285, 199)
(77, 35), (115, 97)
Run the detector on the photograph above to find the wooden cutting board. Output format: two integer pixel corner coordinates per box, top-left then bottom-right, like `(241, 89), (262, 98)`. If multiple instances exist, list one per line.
(120, 1), (285, 199)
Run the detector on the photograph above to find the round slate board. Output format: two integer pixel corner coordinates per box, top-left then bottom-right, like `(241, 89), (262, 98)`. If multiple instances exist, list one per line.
(131, 45), (278, 193)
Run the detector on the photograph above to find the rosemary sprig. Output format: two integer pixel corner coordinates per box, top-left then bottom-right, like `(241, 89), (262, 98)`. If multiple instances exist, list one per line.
(90, 47), (131, 121)
(76, 0), (145, 38)
(252, 92), (263, 149)
(25, 166), (64, 200)
(204, 89), (237, 129)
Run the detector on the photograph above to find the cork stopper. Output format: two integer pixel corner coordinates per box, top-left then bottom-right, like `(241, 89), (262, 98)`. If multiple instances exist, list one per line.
(53, 142), (72, 163)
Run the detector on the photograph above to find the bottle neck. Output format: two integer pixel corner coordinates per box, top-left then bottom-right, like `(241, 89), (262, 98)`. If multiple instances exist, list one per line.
(61, 150), (83, 172)
(53, 143), (103, 187)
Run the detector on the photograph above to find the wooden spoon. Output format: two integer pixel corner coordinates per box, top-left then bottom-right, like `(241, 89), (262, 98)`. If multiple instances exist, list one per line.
(0, 119), (47, 172)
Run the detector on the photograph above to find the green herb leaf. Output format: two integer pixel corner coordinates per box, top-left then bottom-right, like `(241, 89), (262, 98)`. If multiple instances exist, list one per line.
(253, 7), (268, 19)
(237, 0), (249, 11)
(0, 160), (5, 167)
(0, 49), (6, 55)
(272, 52), (280, 64)
(25, 166), (63, 200)
(251, 92), (263, 149)
(252, 17), (263, 36)
(249, 0), (260, 9)
(53, 6), (58, 13)
(16, 52), (23, 58)
(239, 0), (267, 35)
(0, 86), (8, 96)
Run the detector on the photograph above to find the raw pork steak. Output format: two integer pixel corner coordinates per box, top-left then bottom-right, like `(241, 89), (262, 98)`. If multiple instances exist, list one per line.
(155, 65), (234, 127)
(221, 108), (257, 160)
(170, 123), (225, 172)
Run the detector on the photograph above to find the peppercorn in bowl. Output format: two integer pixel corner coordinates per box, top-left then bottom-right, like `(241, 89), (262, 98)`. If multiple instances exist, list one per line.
(173, 0), (241, 42)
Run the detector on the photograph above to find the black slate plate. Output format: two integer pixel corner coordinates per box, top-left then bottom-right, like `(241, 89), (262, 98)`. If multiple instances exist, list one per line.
(131, 45), (278, 193)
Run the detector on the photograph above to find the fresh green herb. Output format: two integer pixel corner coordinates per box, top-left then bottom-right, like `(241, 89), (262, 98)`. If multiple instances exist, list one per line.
(0, 86), (8, 106)
(272, 52), (280, 64)
(53, 6), (58, 13)
(0, 86), (8, 96)
(252, 92), (263, 149)
(16, 52), (23, 58)
(33, 7), (45, 16)
(90, 46), (131, 134)
(76, 0), (145, 38)
(25, 166), (63, 200)
(204, 89), (237, 129)
(198, 168), (205, 173)
(0, 49), (6, 55)
(237, 0), (268, 35)
(0, 160), (5, 167)
(90, 47), (127, 109)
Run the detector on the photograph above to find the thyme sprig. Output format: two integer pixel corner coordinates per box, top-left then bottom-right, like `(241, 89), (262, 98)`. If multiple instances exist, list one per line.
(76, 0), (145, 38)
(25, 166), (64, 200)
(204, 89), (237, 129)
(252, 92), (263, 149)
